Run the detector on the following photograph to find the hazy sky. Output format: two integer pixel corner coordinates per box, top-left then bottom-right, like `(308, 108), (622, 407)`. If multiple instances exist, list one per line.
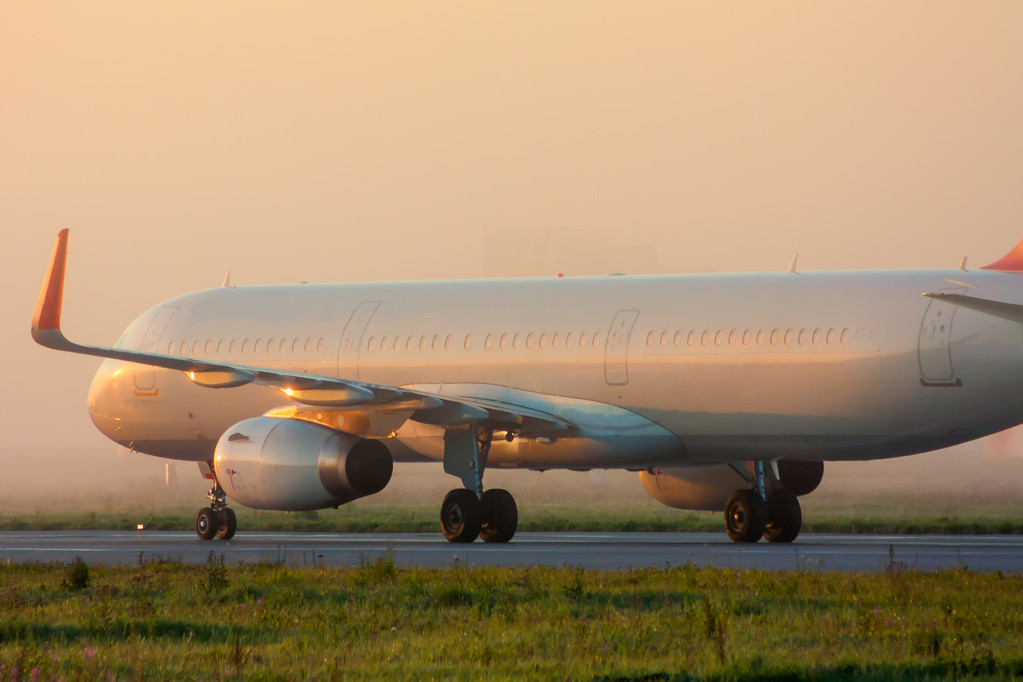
(3, 3), (1023, 496)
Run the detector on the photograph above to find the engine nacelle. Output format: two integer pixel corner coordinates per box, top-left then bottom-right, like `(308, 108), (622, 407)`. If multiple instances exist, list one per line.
(214, 417), (393, 511)
(639, 464), (747, 511)
(776, 460), (824, 496)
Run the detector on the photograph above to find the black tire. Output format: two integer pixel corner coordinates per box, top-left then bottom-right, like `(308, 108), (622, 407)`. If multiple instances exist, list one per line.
(764, 489), (802, 544)
(724, 489), (767, 543)
(440, 489), (482, 543)
(195, 507), (217, 541)
(216, 508), (238, 541)
(480, 489), (518, 543)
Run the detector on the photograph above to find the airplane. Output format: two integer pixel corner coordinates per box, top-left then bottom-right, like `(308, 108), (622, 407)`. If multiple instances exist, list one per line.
(31, 229), (1023, 544)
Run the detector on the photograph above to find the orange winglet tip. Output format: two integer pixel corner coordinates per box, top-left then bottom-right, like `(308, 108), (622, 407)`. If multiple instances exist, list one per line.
(32, 229), (69, 333)
(981, 237), (1023, 272)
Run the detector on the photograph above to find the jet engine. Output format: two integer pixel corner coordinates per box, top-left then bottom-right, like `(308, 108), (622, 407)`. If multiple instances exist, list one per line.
(213, 417), (392, 511)
(639, 464), (749, 511)
(776, 460), (824, 496)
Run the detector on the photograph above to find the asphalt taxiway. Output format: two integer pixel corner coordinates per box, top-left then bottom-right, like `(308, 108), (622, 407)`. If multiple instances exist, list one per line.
(2, 531), (1021, 572)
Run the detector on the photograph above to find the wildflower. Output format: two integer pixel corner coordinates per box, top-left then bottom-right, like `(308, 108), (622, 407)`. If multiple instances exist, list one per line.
(84, 646), (98, 661)
(256, 599), (263, 606)
(31, 668), (40, 682)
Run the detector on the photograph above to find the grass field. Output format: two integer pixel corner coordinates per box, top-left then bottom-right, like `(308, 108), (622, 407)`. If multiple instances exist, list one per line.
(2, 499), (1022, 536)
(1, 557), (1022, 680)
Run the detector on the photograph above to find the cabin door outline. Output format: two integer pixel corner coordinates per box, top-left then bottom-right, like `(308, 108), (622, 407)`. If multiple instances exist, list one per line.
(918, 288), (963, 386)
(337, 301), (381, 381)
(604, 309), (640, 386)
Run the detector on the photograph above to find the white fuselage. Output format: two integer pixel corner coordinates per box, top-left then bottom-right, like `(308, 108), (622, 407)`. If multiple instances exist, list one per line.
(87, 269), (1023, 468)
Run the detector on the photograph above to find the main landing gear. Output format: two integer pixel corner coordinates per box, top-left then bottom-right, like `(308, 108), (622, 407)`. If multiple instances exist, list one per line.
(724, 461), (802, 543)
(195, 481), (237, 541)
(439, 425), (518, 543)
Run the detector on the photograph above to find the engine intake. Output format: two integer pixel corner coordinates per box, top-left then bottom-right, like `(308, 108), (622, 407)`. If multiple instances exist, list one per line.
(214, 417), (392, 511)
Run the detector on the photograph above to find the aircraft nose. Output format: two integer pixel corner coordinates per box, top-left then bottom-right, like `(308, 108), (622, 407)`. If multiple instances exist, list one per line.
(87, 359), (132, 440)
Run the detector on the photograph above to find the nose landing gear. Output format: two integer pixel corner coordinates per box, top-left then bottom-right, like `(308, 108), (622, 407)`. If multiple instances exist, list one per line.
(195, 480), (237, 541)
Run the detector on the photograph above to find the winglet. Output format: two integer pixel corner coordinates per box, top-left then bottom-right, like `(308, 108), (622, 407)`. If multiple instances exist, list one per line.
(981, 238), (1023, 272)
(32, 229), (70, 342)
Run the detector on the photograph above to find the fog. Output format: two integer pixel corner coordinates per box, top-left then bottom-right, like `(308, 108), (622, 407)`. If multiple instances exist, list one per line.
(3, 3), (1023, 514)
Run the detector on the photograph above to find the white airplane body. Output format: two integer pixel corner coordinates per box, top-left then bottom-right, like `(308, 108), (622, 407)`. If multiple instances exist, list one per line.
(33, 230), (1023, 543)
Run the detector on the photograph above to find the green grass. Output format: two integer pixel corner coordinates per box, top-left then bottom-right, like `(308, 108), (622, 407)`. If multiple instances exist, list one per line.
(1, 558), (1022, 680)
(2, 503), (1022, 535)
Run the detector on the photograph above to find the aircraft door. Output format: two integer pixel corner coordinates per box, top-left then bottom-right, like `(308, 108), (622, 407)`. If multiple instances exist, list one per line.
(133, 306), (178, 394)
(604, 309), (640, 386)
(918, 288), (964, 386)
(337, 301), (380, 380)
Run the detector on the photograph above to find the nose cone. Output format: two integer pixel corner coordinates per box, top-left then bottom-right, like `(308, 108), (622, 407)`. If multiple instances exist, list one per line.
(88, 359), (132, 444)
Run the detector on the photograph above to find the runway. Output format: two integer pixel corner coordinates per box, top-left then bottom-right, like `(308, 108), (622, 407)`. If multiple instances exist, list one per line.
(2, 531), (1021, 572)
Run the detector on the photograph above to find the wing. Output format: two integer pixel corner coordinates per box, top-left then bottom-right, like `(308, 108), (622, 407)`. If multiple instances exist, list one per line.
(923, 291), (1023, 325)
(32, 230), (570, 436)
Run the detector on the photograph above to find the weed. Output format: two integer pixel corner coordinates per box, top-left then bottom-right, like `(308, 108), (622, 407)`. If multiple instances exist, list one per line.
(62, 556), (90, 591)
(198, 551), (228, 593)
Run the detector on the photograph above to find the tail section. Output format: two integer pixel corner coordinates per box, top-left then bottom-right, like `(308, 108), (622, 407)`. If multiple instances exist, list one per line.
(981, 237), (1023, 272)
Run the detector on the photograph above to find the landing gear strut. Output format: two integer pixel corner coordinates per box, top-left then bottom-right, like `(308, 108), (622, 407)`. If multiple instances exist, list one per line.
(725, 461), (803, 544)
(440, 424), (518, 543)
(195, 480), (237, 541)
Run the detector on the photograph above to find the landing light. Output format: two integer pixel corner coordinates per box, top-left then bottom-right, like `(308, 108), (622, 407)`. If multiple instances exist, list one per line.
(137, 523), (144, 535)
(283, 387), (294, 397)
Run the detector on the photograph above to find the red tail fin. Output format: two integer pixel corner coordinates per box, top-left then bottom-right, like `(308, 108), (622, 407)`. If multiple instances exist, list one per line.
(982, 237), (1023, 272)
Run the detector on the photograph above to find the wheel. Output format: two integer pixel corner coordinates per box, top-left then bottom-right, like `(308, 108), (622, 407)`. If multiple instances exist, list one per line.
(724, 489), (767, 543)
(440, 489), (482, 543)
(195, 507), (217, 541)
(216, 508), (237, 541)
(764, 489), (802, 543)
(480, 489), (518, 543)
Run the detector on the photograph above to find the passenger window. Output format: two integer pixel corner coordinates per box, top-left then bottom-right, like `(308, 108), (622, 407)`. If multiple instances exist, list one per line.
(687, 330), (697, 347)
(167, 341), (175, 354)
(267, 338), (276, 353)
(812, 328), (821, 344)
(783, 329), (792, 346)
(826, 328), (835, 344)
(798, 328), (807, 345)
(728, 329), (737, 346)
(278, 339), (286, 353)
(419, 335), (428, 350)
(500, 333), (508, 349)
(579, 332), (587, 348)
(770, 329), (779, 345)
(381, 336), (388, 350)
(432, 334), (440, 350)
(512, 333), (521, 349)
(317, 337), (325, 352)
(701, 330), (711, 346)
(742, 329), (751, 345)
(840, 328), (849, 344)
(406, 335), (415, 350)
(592, 332), (601, 347)
(444, 334), (452, 350)
(660, 331), (668, 346)
(539, 332), (547, 348)
(553, 332), (561, 348)
(241, 339), (250, 354)
(756, 329), (765, 345)
(180, 340), (188, 354)
(566, 332), (574, 348)
(526, 333), (534, 349)
(485, 334), (493, 349)
(292, 338), (301, 352)
(366, 336), (375, 351)
(228, 339), (236, 354)
(305, 337), (313, 352)
(464, 334), (472, 350)
(256, 339), (264, 354)
(673, 331), (682, 347)
(217, 339), (224, 355)
(192, 340), (201, 355)
(646, 331), (654, 346)
(714, 330), (724, 346)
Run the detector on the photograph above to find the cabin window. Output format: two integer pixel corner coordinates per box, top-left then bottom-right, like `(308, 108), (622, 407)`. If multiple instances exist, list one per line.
(305, 337), (313, 352)
(579, 332), (587, 348)
(500, 333), (509, 349)
(714, 330), (724, 346)
(241, 339), (250, 354)
(700, 330), (710, 346)
(553, 332), (561, 348)
(512, 333), (521, 349)
(464, 334), (472, 350)
(432, 334), (440, 350)
(783, 329), (792, 346)
(539, 332), (548, 349)
(798, 328), (807, 345)
(267, 337), (276, 353)
(444, 334), (453, 350)
(366, 336), (375, 351)
(526, 333), (535, 349)
(317, 337), (325, 352)
(673, 331), (682, 347)
(566, 332), (574, 348)
(659, 331), (668, 346)
(812, 328), (821, 344)
(419, 335), (428, 350)
(217, 339), (225, 355)
(741, 329), (751, 345)
(770, 329), (779, 345)
(728, 329), (737, 346)
(686, 330), (696, 347)
(841, 328), (850, 344)
(167, 341), (175, 354)
(380, 336), (388, 350)
(485, 333), (494, 349)
(228, 339), (236, 353)
(393, 337), (401, 351)
(593, 332), (601, 347)
(255, 338), (264, 354)
(292, 338), (301, 352)
(646, 331), (655, 346)
(826, 328), (835, 344)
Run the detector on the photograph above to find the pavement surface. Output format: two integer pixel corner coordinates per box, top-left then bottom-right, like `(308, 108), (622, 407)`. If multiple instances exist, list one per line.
(2, 531), (1021, 572)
